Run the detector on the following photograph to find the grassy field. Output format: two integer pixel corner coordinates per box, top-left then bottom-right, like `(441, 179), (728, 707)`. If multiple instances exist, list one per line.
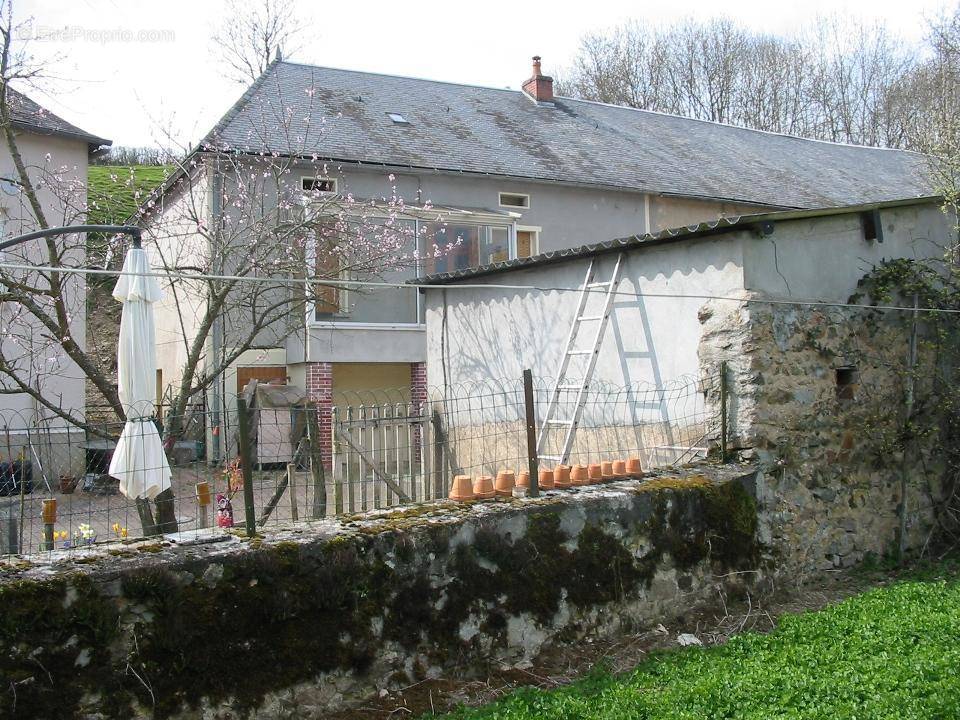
(439, 562), (960, 720)
(86, 164), (171, 225)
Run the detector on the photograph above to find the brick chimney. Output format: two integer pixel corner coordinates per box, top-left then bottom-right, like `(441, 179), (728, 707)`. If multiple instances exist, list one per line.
(522, 56), (554, 104)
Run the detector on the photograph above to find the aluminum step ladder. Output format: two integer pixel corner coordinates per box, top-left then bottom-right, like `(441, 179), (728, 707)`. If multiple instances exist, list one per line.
(537, 253), (625, 466)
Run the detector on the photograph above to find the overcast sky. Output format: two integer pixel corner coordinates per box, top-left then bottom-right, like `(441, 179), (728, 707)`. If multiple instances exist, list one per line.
(15, 0), (954, 148)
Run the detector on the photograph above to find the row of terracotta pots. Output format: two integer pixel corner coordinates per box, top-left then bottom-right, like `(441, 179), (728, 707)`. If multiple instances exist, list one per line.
(448, 457), (643, 502)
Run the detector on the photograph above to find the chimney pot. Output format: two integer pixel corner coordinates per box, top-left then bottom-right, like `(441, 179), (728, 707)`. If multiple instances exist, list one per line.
(522, 55), (553, 104)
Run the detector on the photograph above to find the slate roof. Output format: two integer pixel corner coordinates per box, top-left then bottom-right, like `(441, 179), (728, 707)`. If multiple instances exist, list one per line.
(415, 196), (942, 285)
(7, 88), (111, 149)
(200, 60), (932, 210)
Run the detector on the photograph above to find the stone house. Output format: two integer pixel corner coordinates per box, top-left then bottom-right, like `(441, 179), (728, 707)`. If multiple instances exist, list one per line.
(0, 89), (110, 475)
(139, 56), (931, 461)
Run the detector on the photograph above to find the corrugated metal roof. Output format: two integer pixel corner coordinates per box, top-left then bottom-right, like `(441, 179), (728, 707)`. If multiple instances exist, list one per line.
(200, 60), (932, 210)
(414, 196), (942, 285)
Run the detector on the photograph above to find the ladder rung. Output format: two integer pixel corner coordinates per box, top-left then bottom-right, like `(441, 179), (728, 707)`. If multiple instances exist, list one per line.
(557, 384), (584, 390)
(546, 419), (575, 426)
(577, 315), (605, 321)
(539, 454), (562, 461)
(568, 350), (594, 356)
(586, 281), (612, 288)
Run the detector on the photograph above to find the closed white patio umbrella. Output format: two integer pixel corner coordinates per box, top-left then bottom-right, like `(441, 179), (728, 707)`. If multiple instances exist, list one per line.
(108, 247), (171, 500)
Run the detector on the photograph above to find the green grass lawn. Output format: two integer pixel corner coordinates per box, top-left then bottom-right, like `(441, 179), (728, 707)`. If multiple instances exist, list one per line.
(439, 563), (960, 720)
(87, 164), (171, 225)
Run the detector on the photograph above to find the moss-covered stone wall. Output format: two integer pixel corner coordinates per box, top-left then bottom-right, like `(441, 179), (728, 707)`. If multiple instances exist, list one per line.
(0, 467), (761, 719)
(699, 296), (947, 574)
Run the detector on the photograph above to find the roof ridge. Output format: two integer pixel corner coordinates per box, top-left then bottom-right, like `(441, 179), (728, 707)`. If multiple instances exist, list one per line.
(273, 59), (922, 156)
(275, 59), (522, 95)
(559, 95), (926, 155)
(197, 57), (285, 149)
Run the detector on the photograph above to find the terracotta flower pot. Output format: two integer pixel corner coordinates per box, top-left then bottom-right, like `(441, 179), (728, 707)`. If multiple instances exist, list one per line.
(473, 475), (496, 500)
(612, 460), (627, 477)
(449, 475), (475, 502)
(570, 464), (589, 486)
(626, 457), (643, 476)
(538, 468), (556, 490)
(495, 470), (516, 497)
(551, 466), (570, 490)
(587, 463), (603, 484)
(601, 461), (615, 480)
(516, 470), (530, 488)
(554, 464), (572, 488)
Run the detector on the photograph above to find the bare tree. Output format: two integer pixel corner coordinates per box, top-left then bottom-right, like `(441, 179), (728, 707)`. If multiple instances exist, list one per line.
(908, 6), (960, 213)
(211, 0), (303, 83)
(561, 15), (923, 149)
(0, 0), (423, 451)
(0, 0), (124, 434)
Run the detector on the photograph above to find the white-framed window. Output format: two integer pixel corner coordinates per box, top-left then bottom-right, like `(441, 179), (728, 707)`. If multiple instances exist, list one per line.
(305, 209), (518, 327)
(301, 176), (337, 194)
(386, 112), (409, 125)
(499, 192), (530, 209)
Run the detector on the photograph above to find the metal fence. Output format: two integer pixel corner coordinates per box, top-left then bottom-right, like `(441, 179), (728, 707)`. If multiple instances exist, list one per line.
(0, 372), (720, 556)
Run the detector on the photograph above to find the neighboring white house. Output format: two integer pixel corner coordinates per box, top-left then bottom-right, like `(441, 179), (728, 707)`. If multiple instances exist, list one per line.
(138, 56), (934, 465)
(0, 89), (111, 476)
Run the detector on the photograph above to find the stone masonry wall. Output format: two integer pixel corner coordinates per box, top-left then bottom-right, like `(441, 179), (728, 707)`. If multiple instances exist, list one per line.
(0, 466), (762, 719)
(699, 293), (947, 576)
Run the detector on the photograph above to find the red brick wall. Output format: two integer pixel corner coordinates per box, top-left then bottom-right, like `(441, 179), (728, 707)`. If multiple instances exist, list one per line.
(410, 362), (427, 409)
(410, 362), (427, 467)
(305, 362), (333, 468)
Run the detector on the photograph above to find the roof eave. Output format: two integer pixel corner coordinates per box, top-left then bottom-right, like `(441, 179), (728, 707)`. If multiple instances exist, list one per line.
(415, 195), (944, 286)
(10, 120), (112, 151)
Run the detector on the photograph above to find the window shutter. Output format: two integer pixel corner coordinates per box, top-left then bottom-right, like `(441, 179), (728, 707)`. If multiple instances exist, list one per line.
(314, 225), (341, 314)
(516, 230), (535, 258)
(315, 252), (340, 314)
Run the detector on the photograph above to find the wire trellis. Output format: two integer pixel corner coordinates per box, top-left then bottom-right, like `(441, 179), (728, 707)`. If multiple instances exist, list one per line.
(1, 373), (719, 557)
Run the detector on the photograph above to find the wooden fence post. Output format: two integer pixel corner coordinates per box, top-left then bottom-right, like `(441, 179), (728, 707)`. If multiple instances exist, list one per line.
(523, 369), (539, 498)
(431, 408), (445, 500)
(288, 463), (299, 522)
(237, 397), (257, 536)
(306, 402), (327, 518)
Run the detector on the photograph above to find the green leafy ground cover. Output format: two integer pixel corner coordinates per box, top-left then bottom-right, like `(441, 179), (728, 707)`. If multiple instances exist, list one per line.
(440, 561), (960, 720)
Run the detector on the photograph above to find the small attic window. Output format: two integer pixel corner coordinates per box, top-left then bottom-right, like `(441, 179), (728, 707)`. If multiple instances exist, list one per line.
(302, 177), (337, 194)
(387, 112), (409, 125)
(860, 209), (883, 243)
(499, 192), (530, 209)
